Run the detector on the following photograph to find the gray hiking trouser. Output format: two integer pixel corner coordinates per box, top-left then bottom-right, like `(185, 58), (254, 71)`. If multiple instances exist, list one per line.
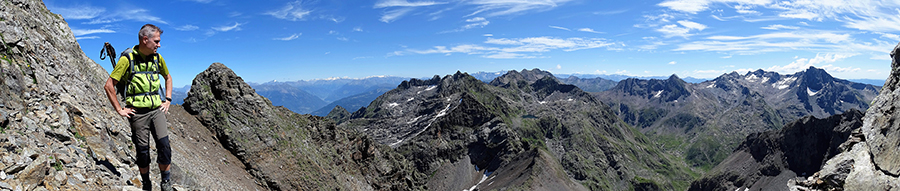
(129, 107), (171, 168)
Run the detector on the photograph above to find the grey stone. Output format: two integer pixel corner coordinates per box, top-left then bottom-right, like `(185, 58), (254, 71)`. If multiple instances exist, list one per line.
(0, 181), (9, 189)
(863, 41), (900, 176)
(0, 170), (6, 180)
(72, 173), (85, 183)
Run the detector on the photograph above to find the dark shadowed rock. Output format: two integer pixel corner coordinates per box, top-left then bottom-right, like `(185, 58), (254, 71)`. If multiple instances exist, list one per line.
(688, 109), (863, 191)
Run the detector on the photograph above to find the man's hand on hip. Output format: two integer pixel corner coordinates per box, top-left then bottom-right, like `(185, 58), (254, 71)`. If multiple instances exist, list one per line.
(161, 101), (170, 113)
(118, 108), (135, 118)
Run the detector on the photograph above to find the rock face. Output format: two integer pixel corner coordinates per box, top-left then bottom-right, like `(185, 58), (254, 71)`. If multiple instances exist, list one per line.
(596, 67), (879, 169)
(183, 63), (424, 190)
(688, 109), (864, 191)
(0, 0), (261, 190)
(343, 69), (695, 190)
(864, 42), (900, 176)
(788, 42), (900, 190)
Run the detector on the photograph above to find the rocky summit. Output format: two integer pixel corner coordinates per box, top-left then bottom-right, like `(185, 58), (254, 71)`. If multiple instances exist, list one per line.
(183, 62), (424, 190)
(341, 69), (695, 190)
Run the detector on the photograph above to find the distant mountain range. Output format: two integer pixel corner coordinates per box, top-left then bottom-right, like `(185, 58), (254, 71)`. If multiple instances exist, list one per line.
(595, 66), (879, 169)
(251, 70), (884, 118)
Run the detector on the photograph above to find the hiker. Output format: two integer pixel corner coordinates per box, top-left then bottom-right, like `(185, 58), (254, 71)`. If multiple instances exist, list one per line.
(103, 24), (174, 191)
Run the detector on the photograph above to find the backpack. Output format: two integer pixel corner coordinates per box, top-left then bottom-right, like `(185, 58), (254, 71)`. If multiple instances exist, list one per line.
(101, 43), (165, 106)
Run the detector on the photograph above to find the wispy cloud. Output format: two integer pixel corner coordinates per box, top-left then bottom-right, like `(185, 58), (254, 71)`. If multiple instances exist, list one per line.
(657, 20), (707, 38)
(75, 36), (101, 40)
(84, 8), (167, 25)
(549, 25), (571, 31)
(182, 0), (213, 3)
(374, 0), (446, 8)
(668, 61), (677, 65)
(48, 5), (105, 20)
(675, 31), (858, 54)
(380, 8), (414, 23)
(71, 28), (115, 36)
(578, 28), (603, 34)
(273, 33), (301, 41)
(353, 27), (364, 32)
(212, 22), (244, 32)
(175, 25), (199, 31)
(441, 17), (490, 33)
(266, 1), (312, 21)
(465, 0), (574, 17)
(405, 36), (619, 58)
(767, 53), (860, 73)
(375, 0), (446, 23)
(761, 24), (799, 30)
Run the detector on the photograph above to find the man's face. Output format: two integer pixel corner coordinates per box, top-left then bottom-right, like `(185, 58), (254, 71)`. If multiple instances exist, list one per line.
(142, 32), (161, 55)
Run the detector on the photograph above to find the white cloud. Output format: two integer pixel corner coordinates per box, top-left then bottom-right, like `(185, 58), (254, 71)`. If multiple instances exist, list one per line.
(549, 25), (571, 31)
(657, 20), (707, 38)
(337, 37), (350, 41)
(273, 33), (301, 41)
(483, 34), (494, 36)
(266, 1), (312, 21)
(878, 33), (900, 42)
(407, 36), (617, 59)
(48, 5), (105, 20)
(556, 64), (562, 69)
(83, 8), (167, 24)
(374, 0), (446, 8)
(380, 7), (413, 23)
(441, 17), (490, 33)
(678, 20), (708, 30)
(353, 27), (364, 32)
(767, 53), (859, 73)
(761, 24), (799, 30)
(212, 22), (244, 32)
(578, 28), (603, 34)
(375, 0), (446, 23)
(183, 0), (213, 3)
(75, 36), (101, 40)
(71, 28), (115, 36)
(668, 61), (677, 65)
(465, 0), (574, 17)
(175, 25), (199, 31)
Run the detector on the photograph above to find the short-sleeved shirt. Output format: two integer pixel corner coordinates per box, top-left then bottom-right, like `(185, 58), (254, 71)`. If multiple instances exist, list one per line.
(109, 45), (169, 108)
(110, 45), (169, 81)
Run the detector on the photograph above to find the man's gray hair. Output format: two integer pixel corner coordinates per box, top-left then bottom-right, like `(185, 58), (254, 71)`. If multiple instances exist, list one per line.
(138, 24), (163, 40)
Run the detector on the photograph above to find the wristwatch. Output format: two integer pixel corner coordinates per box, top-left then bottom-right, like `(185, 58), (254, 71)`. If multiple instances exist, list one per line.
(166, 97), (172, 102)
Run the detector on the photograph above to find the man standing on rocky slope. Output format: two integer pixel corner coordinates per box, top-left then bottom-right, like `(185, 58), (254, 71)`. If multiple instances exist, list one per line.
(103, 24), (174, 191)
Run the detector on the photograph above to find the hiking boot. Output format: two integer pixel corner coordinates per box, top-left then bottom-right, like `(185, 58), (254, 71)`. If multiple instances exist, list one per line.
(141, 180), (152, 191)
(161, 179), (174, 191)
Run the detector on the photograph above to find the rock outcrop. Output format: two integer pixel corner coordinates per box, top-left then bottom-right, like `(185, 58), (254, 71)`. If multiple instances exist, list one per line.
(788, 42), (900, 190)
(688, 109), (864, 191)
(183, 63), (424, 190)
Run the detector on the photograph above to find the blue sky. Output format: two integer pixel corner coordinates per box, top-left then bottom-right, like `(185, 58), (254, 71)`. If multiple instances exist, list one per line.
(49, 0), (900, 87)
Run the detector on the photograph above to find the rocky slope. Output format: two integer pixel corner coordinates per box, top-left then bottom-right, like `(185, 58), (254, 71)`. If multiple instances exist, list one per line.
(786, 42), (900, 190)
(0, 0), (262, 190)
(182, 63), (424, 190)
(342, 69), (695, 190)
(688, 109), (864, 191)
(595, 67), (879, 169)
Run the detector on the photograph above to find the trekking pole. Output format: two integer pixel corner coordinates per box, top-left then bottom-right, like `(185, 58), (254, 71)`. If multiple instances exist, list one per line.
(100, 42), (117, 67)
